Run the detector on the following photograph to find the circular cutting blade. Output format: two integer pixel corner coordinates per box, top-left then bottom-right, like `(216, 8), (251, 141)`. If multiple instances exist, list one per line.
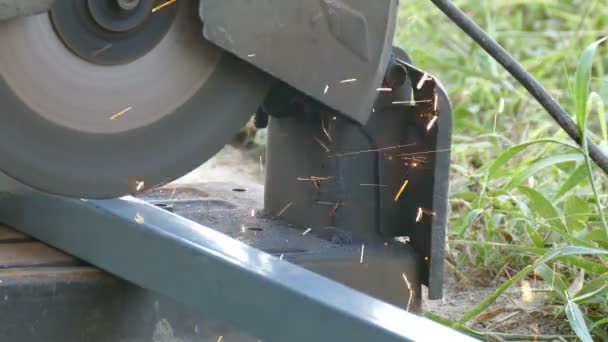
(0, 0), (269, 198)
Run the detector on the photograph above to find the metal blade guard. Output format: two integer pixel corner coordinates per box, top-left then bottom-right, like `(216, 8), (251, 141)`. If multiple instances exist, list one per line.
(264, 49), (452, 300)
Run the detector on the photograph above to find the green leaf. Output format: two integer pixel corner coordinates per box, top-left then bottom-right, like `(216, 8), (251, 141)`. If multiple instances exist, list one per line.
(487, 139), (580, 179)
(574, 37), (608, 135)
(572, 283), (608, 304)
(589, 92), (607, 144)
(524, 223), (545, 248)
(565, 301), (593, 342)
(507, 153), (583, 188)
(554, 164), (588, 199)
(450, 191), (479, 202)
(582, 229), (608, 244)
(536, 263), (568, 301)
(455, 209), (484, 238)
(574, 36), (608, 240)
(564, 195), (592, 233)
(518, 186), (567, 233)
(450, 240), (608, 274)
(574, 273), (608, 304)
(457, 246), (608, 325)
(591, 317), (608, 331)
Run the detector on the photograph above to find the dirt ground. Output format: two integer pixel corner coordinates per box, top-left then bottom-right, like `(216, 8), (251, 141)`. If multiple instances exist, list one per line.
(173, 142), (567, 341)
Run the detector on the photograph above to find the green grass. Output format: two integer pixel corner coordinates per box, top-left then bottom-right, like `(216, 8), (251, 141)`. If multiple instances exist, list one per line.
(396, 0), (608, 340)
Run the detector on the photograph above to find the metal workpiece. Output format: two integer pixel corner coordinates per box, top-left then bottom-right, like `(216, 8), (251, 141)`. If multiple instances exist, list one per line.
(0, 0), (54, 21)
(264, 49), (452, 299)
(142, 182), (423, 313)
(200, 0), (398, 124)
(0, 175), (472, 342)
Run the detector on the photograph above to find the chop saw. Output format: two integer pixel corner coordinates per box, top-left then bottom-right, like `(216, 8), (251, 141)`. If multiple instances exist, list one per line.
(0, 0), (595, 341)
(0, 1), (458, 340)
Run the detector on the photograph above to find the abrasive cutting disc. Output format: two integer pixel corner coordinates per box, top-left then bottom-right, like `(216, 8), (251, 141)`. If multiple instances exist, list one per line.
(0, 0), (269, 198)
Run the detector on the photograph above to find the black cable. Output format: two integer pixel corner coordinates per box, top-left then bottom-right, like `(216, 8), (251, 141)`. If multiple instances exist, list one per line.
(429, 0), (608, 175)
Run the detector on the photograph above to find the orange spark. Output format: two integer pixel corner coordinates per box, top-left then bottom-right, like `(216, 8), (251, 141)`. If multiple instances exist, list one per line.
(359, 244), (365, 263)
(397, 148), (451, 158)
(322, 119), (332, 142)
(426, 116), (439, 131)
(259, 155), (264, 173)
(92, 43), (112, 57)
(296, 176), (333, 181)
(152, 0), (177, 13)
(110, 106), (132, 120)
(416, 207), (423, 223)
(135, 213), (145, 224)
(277, 202), (293, 217)
(330, 201), (341, 216)
(391, 99), (432, 106)
(393, 179), (409, 202)
(394, 236), (411, 244)
(316, 201), (335, 205)
(416, 73), (430, 89)
(313, 136), (330, 152)
(402, 273), (414, 312)
(333, 143), (415, 157)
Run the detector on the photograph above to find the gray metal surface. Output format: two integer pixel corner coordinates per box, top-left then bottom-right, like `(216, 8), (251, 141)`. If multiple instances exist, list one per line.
(200, 0), (398, 124)
(0, 174), (474, 342)
(264, 55), (452, 299)
(0, 0), (54, 21)
(141, 182), (422, 312)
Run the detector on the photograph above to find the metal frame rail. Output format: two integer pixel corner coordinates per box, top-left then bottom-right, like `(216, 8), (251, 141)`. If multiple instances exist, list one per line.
(0, 174), (474, 341)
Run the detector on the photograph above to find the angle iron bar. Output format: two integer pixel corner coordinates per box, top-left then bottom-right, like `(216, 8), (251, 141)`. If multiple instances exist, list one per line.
(0, 175), (475, 342)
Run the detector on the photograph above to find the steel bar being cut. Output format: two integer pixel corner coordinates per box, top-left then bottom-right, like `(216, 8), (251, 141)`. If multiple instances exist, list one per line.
(0, 174), (474, 342)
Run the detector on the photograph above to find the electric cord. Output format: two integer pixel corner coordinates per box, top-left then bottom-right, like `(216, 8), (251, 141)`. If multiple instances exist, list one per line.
(430, 0), (608, 175)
